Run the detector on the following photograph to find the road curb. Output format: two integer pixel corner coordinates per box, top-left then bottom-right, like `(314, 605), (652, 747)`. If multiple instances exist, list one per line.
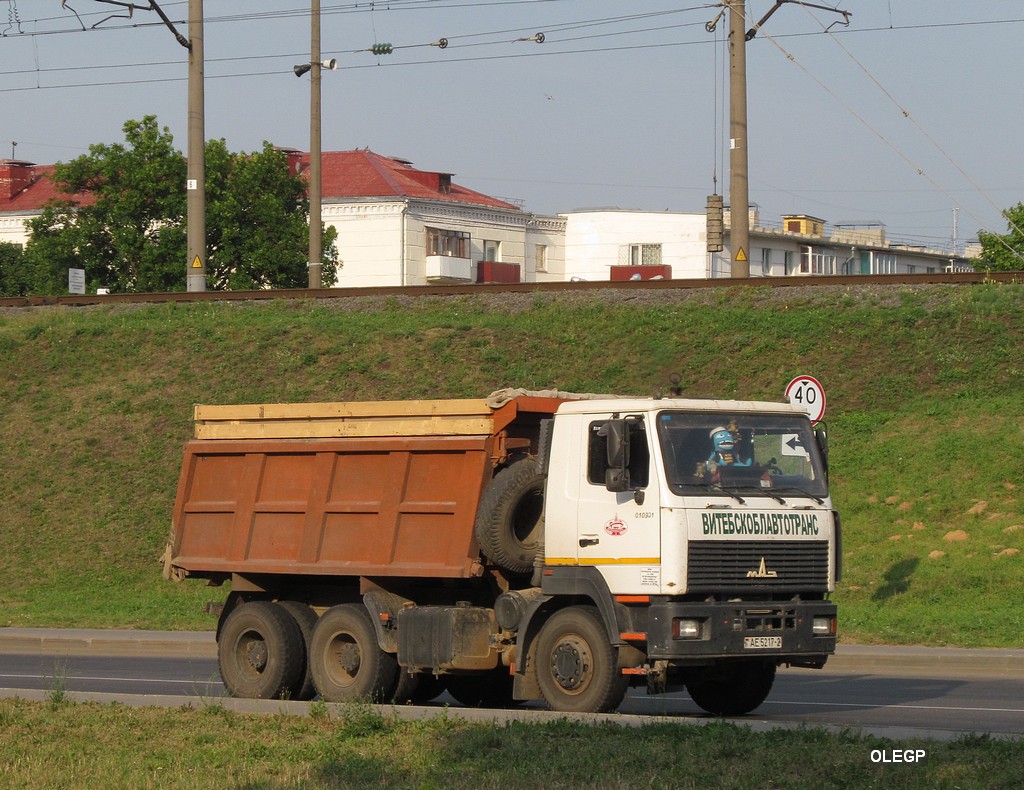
(1, 629), (1022, 679)
(0, 629), (217, 659)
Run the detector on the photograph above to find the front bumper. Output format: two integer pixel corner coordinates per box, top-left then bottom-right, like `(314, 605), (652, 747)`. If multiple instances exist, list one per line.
(646, 599), (836, 665)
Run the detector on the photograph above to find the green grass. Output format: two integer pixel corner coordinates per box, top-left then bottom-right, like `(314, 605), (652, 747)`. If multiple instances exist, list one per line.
(0, 282), (1022, 644)
(0, 697), (1019, 789)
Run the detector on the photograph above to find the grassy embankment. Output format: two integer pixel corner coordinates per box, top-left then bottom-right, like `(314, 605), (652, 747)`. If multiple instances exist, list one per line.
(0, 282), (1022, 646)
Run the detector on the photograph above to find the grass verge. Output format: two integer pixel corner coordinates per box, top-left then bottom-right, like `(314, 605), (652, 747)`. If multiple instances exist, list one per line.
(0, 698), (1019, 789)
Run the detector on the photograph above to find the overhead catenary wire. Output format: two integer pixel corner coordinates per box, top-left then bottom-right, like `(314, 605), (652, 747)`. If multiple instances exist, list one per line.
(794, 2), (1024, 261)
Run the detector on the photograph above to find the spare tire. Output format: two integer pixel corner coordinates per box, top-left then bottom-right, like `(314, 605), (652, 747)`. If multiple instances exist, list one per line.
(474, 457), (545, 574)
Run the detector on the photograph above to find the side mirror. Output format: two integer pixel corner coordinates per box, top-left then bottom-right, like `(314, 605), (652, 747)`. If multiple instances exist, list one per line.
(599, 419), (631, 493)
(814, 426), (829, 476)
(602, 419), (629, 468)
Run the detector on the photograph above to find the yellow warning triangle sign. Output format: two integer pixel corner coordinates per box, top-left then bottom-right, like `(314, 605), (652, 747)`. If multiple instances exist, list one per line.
(191, 256), (203, 269)
(735, 247), (748, 262)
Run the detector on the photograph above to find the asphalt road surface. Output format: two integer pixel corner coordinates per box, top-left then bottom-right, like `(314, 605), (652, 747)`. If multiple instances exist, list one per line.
(1, 650), (1022, 741)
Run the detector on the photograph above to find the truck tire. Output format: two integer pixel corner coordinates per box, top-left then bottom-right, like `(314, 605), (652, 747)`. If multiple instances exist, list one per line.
(474, 457), (545, 575)
(218, 601), (305, 700)
(534, 606), (628, 713)
(685, 661), (777, 716)
(309, 604), (398, 703)
(277, 600), (319, 701)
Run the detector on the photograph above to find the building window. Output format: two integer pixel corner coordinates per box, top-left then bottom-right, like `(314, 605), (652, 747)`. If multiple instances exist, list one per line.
(874, 253), (898, 274)
(800, 246), (837, 275)
(761, 247), (771, 276)
(482, 239), (501, 262)
(619, 243), (662, 266)
(535, 244), (548, 272)
(426, 227), (470, 258)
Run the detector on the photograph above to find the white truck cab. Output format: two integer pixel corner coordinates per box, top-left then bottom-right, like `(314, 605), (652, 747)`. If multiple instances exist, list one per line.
(515, 397), (839, 714)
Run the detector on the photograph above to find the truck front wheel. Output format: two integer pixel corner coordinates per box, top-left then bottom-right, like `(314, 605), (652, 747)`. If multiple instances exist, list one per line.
(309, 604), (398, 703)
(218, 601), (305, 699)
(685, 661), (777, 716)
(535, 606), (628, 713)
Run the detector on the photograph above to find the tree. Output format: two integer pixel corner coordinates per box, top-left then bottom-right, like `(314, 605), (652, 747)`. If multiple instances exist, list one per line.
(0, 242), (27, 296)
(978, 203), (1024, 272)
(205, 140), (337, 290)
(25, 116), (186, 294)
(23, 116), (337, 293)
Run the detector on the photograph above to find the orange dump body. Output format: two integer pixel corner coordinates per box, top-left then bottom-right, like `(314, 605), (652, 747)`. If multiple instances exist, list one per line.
(165, 394), (567, 582)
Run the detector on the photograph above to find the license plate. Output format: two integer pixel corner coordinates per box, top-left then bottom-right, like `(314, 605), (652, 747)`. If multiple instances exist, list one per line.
(743, 636), (782, 649)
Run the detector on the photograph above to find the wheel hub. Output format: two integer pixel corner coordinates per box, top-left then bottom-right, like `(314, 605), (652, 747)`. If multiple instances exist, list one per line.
(244, 638), (268, 672)
(551, 641), (587, 691)
(334, 641), (362, 676)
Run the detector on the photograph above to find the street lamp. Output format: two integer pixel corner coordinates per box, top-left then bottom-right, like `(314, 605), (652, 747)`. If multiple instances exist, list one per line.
(293, 0), (336, 289)
(293, 58), (336, 78)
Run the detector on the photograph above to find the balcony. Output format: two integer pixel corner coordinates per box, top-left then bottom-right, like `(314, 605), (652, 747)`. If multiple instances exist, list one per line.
(426, 255), (472, 282)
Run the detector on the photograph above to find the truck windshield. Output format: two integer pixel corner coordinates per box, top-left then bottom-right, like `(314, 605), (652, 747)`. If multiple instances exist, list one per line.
(655, 411), (828, 499)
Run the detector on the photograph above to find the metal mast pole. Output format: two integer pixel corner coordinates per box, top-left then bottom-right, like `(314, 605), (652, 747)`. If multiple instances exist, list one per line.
(186, 0), (207, 291)
(728, 0), (750, 278)
(308, 0), (323, 289)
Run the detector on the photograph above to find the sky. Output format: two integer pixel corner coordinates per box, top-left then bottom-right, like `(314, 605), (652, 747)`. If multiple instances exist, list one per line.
(2, 1), (1022, 252)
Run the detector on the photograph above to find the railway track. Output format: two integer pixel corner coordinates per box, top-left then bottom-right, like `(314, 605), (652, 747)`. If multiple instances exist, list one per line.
(1, 271), (1019, 309)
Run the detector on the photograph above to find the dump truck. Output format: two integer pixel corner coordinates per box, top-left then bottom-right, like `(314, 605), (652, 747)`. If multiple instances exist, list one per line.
(164, 388), (839, 714)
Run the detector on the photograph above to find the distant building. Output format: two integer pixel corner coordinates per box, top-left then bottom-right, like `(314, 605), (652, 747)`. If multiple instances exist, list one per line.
(282, 149), (563, 287)
(0, 160), (65, 247)
(1, 152), (973, 288)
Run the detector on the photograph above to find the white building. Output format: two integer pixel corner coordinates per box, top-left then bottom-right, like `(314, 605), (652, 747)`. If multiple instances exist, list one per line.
(2, 153), (973, 287)
(285, 150), (565, 287)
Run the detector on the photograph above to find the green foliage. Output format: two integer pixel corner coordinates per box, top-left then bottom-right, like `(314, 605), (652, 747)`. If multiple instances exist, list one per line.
(25, 117), (186, 293)
(0, 284), (1022, 646)
(0, 241), (30, 296)
(978, 201), (1024, 271)
(205, 140), (338, 290)
(22, 117), (337, 294)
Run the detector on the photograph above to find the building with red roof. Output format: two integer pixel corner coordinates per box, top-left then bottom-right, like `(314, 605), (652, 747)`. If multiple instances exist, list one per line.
(281, 149), (564, 286)
(1, 150), (565, 287)
(3, 150), (968, 289)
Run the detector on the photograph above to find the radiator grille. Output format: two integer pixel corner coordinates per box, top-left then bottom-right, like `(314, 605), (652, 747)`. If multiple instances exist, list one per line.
(687, 540), (829, 592)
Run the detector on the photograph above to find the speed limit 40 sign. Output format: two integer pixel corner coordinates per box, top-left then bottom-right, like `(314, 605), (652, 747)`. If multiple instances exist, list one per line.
(785, 375), (826, 424)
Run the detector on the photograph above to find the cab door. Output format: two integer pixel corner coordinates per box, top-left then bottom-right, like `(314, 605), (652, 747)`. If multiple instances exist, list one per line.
(574, 416), (662, 594)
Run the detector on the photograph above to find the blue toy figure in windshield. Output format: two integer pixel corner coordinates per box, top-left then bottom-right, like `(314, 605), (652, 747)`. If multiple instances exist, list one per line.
(708, 423), (751, 468)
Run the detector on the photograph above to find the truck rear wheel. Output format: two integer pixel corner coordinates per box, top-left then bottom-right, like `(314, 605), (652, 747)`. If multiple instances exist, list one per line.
(474, 457), (545, 575)
(535, 606), (628, 713)
(218, 601), (305, 700)
(277, 600), (319, 701)
(309, 604), (398, 703)
(685, 661), (777, 716)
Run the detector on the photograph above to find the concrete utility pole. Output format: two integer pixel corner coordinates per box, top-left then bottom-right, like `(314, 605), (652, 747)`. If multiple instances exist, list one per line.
(308, 0), (323, 290)
(728, 0), (750, 278)
(719, 1), (852, 279)
(186, 0), (207, 292)
(94, 0), (204, 290)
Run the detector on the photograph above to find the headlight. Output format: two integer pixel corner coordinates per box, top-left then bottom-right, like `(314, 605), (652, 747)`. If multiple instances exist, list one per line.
(812, 616), (835, 635)
(673, 618), (703, 639)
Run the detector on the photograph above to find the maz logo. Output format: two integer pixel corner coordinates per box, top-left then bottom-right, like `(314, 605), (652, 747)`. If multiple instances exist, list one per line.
(746, 557), (778, 578)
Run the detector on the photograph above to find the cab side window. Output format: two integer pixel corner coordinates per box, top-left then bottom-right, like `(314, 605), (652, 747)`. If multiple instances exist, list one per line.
(586, 419), (650, 488)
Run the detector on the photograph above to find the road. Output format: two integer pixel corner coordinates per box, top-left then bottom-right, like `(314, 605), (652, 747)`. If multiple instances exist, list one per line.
(1, 638), (1022, 741)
